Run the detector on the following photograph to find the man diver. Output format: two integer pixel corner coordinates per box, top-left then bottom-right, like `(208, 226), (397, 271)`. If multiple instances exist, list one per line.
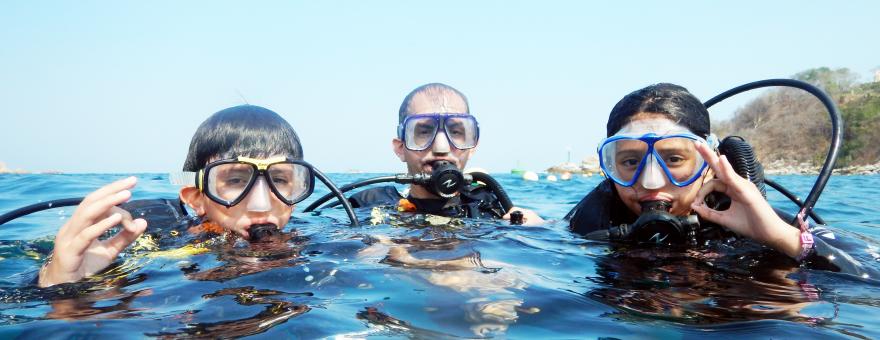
(348, 83), (544, 225)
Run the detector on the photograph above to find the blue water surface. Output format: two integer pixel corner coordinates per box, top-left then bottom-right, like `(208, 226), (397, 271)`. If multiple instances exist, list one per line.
(0, 173), (878, 339)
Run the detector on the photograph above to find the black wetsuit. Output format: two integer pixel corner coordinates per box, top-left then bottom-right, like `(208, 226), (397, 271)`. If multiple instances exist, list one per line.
(348, 185), (506, 219)
(566, 179), (879, 279)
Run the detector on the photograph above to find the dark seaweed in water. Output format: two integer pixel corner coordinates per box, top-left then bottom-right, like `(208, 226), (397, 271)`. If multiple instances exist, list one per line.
(0, 173), (879, 339)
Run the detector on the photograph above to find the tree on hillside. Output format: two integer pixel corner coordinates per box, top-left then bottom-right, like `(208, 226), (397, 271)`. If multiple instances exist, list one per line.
(716, 67), (879, 167)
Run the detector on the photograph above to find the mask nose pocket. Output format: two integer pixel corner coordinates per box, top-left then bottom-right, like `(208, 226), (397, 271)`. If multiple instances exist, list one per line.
(640, 154), (667, 190)
(246, 177), (272, 212)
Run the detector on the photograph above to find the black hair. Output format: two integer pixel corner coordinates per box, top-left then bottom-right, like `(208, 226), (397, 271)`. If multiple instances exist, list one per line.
(182, 105), (303, 171)
(398, 83), (470, 123)
(606, 83), (710, 138)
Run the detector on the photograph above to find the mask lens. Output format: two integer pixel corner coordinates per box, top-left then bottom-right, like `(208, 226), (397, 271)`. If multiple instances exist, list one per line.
(601, 138), (649, 185)
(207, 163), (256, 203)
(404, 117), (440, 150)
(266, 162), (312, 203)
(654, 137), (705, 184)
(444, 116), (478, 149)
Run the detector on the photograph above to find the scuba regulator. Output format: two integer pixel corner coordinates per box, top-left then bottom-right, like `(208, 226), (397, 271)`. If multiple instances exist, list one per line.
(303, 160), (515, 216)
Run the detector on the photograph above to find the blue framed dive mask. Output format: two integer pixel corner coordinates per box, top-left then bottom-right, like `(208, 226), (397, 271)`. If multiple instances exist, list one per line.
(598, 133), (715, 188)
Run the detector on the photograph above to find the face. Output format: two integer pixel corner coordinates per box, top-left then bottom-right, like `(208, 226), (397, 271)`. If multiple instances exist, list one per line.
(393, 92), (476, 197)
(180, 155), (295, 238)
(610, 116), (710, 216)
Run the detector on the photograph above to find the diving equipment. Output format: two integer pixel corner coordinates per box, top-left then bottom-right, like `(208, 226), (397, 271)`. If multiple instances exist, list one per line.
(303, 160), (514, 214)
(598, 130), (717, 188)
(0, 164), (360, 227)
(596, 200), (700, 245)
(174, 156), (314, 208)
(397, 113), (479, 151)
(704, 78), (840, 227)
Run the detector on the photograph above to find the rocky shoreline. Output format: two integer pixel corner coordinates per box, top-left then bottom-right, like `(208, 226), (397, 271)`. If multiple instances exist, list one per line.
(546, 157), (880, 176)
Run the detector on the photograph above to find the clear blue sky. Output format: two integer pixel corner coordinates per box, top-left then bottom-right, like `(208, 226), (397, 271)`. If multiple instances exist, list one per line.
(1, 1), (877, 173)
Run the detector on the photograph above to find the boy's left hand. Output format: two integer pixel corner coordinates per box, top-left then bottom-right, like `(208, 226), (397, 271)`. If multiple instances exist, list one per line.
(690, 143), (801, 258)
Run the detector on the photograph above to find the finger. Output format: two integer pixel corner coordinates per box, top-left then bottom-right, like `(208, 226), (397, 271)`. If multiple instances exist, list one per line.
(693, 178), (726, 205)
(67, 189), (132, 236)
(717, 155), (744, 184)
(691, 199), (726, 225)
(79, 176), (137, 206)
(695, 142), (726, 181)
(105, 217), (147, 255)
(69, 212), (124, 253)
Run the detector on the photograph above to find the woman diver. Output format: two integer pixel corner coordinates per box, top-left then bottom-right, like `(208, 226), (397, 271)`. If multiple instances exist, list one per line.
(567, 83), (875, 278)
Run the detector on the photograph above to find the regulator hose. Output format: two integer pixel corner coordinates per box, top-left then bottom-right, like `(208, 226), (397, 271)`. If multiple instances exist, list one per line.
(718, 136), (767, 197)
(704, 79), (841, 226)
(303, 169), (515, 213)
(468, 171), (514, 212)
(0, 168), (360, 227)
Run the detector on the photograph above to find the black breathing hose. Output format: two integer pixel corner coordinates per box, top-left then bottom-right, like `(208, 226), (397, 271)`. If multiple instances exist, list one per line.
(303, 171), (516, 213)
(303, 176), (397, 212)
(0, 169), (360, 227)
(468, 172), (514, 212)
(310, 167), (360, 227)
(718, 136), (767, 197)
(764, 178), (826, 225)
(0, 198), (84, 226)
(704, 79), (842, 225)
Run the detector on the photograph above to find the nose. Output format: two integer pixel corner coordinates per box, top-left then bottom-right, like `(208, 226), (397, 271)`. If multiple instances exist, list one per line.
(639, 154), (667, 190)
(431, 130), (451, 154)
(245, 176), (272, 212)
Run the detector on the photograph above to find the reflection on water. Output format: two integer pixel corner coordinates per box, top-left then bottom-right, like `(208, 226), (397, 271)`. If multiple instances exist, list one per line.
(0, 174), (879, 338)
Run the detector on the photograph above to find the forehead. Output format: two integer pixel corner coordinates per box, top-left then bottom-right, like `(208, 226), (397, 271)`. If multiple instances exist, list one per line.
(616, 117), (691, 136)
(406, 92), (469, 115)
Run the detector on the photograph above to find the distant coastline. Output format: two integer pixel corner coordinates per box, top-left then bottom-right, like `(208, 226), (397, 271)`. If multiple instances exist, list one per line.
(0, 162), (62, 175)
(545, 157), (880, 176)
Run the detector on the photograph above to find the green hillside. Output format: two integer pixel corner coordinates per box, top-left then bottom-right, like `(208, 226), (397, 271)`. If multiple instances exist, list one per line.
(715, 67), (880, 168)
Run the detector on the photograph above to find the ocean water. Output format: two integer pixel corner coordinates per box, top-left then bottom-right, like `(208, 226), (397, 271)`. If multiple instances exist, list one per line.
(0, 173), (878, 339)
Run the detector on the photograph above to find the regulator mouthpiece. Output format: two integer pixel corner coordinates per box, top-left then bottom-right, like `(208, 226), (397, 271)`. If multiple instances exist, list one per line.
(428, 161), (465, 198)
(623, 200), (699, 245)
(248, 223), (281, 243)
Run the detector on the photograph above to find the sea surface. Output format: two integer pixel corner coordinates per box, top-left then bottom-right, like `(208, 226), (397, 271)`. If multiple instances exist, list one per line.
(0, 173), (878, 339)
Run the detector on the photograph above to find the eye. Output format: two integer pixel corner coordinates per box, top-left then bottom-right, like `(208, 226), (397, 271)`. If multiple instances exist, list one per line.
(619, 157), (640, 168)
(272, 177), (290, 185)
(665, 155), (686, 165)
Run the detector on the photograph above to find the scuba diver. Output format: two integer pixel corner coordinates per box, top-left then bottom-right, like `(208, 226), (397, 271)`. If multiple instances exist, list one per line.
(339, 83), (544, 225)
(34, 104), (355, 287)
(566, 83), (877, 278)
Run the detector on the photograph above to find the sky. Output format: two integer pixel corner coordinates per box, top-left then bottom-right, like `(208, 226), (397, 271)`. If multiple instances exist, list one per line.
(1, 1), (877, 174)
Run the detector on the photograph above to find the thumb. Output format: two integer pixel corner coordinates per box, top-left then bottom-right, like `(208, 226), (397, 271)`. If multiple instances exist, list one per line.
(691, 201), (725, 225)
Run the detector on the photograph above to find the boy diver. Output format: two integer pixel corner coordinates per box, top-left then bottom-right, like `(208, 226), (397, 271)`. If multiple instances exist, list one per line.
(567, 83), (875, 278)
(38, 105), (318, 287)
(348, 83), (544, 225)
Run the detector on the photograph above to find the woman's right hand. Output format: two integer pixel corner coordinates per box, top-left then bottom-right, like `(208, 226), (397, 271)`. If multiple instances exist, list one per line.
(38, 176), (148, 287)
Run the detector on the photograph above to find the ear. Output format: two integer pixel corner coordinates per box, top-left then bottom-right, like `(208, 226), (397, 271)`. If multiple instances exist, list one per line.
(392, 138), (406, 162)
(179, 187), (206, 216)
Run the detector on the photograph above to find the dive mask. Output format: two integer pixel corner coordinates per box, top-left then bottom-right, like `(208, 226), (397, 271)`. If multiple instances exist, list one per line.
(172, 156), (315, 209)
(397, 113), (479, 151)
(598, 132), (717, 188)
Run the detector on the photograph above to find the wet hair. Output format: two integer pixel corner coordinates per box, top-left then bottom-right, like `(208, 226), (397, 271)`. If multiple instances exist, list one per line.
(606, 83), (710, 138)
(398, 83), (470, 123)
(182, 105), (303, 171)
